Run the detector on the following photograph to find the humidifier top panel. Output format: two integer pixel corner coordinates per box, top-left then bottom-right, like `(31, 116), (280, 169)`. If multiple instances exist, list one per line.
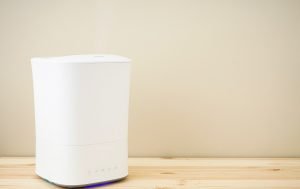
(31, 54), (131, 64)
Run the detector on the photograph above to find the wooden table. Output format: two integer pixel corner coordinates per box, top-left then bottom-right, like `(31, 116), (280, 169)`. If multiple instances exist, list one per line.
(1, 157), (300, 188)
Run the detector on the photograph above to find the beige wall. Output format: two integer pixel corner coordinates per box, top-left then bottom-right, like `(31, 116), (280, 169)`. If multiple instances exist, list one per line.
(1, 0), (300, 157)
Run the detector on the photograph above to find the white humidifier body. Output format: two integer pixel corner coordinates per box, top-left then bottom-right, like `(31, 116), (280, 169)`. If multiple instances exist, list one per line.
(31, 55), (131, 187)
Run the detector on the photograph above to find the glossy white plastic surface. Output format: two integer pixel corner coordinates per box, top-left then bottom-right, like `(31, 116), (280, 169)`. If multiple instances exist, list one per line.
(31, 55), (130, 186)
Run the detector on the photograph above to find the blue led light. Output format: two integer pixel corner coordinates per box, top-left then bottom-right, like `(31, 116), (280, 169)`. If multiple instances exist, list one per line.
(84, 181), (114, 188)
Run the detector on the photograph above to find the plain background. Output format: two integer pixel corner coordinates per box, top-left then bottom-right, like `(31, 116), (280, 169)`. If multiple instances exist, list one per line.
(0, 0), (300, 157)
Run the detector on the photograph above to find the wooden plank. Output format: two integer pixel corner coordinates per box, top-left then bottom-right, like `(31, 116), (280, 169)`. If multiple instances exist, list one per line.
(1, 157), (300, 188)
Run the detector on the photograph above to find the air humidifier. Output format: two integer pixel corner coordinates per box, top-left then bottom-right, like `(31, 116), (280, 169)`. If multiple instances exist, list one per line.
(31, 55), (131, 187)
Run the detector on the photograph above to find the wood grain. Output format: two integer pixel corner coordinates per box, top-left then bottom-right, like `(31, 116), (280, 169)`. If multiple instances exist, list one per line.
(1, 157), (300, 188)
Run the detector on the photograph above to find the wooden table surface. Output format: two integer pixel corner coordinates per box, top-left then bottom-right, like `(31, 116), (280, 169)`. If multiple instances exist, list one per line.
(1, 157), (300, 189)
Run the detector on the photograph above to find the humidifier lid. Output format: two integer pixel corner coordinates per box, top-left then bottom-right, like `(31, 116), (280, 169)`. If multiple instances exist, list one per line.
(31, 54), (131, 64)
